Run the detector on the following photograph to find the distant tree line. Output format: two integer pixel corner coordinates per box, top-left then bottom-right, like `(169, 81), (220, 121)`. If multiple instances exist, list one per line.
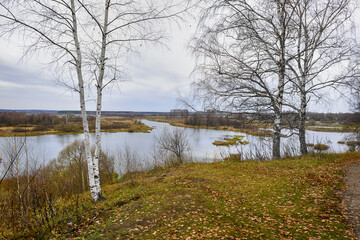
(175, 111), (360, 129)
(0, 112), (100, 133)
(0, 112), (60, 127)
(170, 109), (189, 118)
(307, 112), (360, 125)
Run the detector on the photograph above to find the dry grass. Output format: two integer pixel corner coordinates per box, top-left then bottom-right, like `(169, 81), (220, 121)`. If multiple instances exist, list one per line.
(10, 152), (358, 239)
(0, 117), (152, 137)
(145, 116), (273, 137)
(146, 116), (359, 135)
(307, 126), (356, 133)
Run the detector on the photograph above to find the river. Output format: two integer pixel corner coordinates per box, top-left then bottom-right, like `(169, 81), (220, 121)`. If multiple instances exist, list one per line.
(0, 120), (353, 170)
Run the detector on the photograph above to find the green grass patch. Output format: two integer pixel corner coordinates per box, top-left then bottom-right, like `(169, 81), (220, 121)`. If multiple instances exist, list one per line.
(8, 152), (360, 239)
(212, 135), (249, 146)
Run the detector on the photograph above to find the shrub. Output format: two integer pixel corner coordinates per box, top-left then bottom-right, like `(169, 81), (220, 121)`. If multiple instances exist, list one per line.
(54, 123), (81, 133)
(314, 144), (330, 151)
(32, 124), (49, 131)
(346, 141), (360, 152)
(224, 154), (241, 161)
(101, 121), (131, 130)
(155, 128), (190, 163)
(17, 124), (32, 128)
(346, 141), (360, 146)
(12, 127), (27, 133)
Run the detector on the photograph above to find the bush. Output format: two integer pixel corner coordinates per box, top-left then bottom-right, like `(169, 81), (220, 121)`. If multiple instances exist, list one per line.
(54, 123), (81, 133)
(346, 141), (360, 152)
(155, 128), (190, 163)
(102, 121), (131, 130)
(224, 154), (241, 161)
(314, 144), (329, 151)
(12, 128), (27, 133)
(346, 141), (360, 146)
(17, 124), (32, 128)
(32, 124), (49, 131)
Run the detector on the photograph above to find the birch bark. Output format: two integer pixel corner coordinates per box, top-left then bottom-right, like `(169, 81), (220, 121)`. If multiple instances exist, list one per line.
(70, 0), (99, 201)
(272, 0), (288, 160)
(92, 0), (111, 200)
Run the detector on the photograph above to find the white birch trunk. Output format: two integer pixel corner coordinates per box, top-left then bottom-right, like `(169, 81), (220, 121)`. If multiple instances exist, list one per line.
(273, 108), (282, 160)
(92, 0), (111, 200)
(296, 4), (309, 156)
(272, 0), (286, 160)
(70, 0), (100, 202)
(299, 80), (308, 155)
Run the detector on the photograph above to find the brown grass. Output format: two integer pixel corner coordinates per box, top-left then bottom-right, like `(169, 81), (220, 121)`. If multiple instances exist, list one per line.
(145, 116), (273, 137)
(0, 116), (152, 137)
(16, 152), (358, 239)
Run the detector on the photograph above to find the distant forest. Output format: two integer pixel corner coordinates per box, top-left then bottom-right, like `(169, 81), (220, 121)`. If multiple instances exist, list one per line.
(0, 111), (358, 128)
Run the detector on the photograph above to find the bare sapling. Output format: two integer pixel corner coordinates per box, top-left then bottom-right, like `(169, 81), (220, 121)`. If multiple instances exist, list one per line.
(155, 127), (190, 163)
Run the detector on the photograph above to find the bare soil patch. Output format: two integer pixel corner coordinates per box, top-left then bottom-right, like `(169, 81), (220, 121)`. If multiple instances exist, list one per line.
(343, 161), (360, 238)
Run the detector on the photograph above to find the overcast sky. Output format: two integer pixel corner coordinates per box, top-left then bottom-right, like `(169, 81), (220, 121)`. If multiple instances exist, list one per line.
(0, 3), (359, 113)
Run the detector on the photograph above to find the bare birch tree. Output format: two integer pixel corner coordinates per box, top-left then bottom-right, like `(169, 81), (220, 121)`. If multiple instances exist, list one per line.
(286, 0), (358, 155)
(0, 0), (189, 201)
(191, 0), (297, 159)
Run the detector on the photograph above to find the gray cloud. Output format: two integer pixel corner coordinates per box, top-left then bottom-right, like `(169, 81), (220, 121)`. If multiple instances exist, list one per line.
(0, 5), (358, 113)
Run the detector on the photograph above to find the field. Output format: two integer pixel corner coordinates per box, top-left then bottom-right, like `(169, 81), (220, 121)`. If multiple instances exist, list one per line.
(145, 115), (359, 136)
(4, 152), (359, 239)
(145, 116), (274, 137)
(0, 115), (152, 137)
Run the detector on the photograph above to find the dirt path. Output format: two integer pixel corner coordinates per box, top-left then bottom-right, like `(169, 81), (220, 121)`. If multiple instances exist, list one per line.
(343, 162), (360, 238)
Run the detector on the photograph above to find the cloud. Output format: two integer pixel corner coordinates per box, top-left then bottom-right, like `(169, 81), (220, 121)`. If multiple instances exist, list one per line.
(0, 61), (79, 110)
(0, 4), (357, 113)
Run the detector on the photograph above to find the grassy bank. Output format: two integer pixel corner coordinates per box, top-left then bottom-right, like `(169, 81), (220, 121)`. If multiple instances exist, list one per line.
(307, 126), (357, 133)
(145, 116), (359, 136)
(6, 152), (360, 239)
(0, 117), (152, 137)
(145, 116), (273, 137)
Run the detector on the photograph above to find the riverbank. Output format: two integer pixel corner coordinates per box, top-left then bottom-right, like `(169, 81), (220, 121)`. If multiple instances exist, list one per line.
(5, 152), (360, 239)
(307, 125), (357, 133)
(145, 116), (273, 137)
(0, 117), (153, 137)
(145, 116), (358, 137)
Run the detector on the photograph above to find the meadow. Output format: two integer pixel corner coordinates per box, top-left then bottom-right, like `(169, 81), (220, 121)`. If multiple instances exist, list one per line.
(2, 152), (359, 239)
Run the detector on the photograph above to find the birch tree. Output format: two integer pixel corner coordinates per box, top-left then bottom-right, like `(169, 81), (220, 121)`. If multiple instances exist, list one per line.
(191, 0), (297, 159)
(287, 0), (358, 154)
(0, 0), (189, 201)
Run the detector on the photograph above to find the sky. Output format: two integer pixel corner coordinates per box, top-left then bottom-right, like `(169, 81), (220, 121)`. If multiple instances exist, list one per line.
(0, 20), (196, 112)
(0, 2), (359, 113)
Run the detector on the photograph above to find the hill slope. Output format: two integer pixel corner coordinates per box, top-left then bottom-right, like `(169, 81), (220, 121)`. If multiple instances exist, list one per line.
(20, 153), (360, 239)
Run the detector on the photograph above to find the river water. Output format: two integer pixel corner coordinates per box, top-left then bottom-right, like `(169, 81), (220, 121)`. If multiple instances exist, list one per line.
(0, 120), (353, 168)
